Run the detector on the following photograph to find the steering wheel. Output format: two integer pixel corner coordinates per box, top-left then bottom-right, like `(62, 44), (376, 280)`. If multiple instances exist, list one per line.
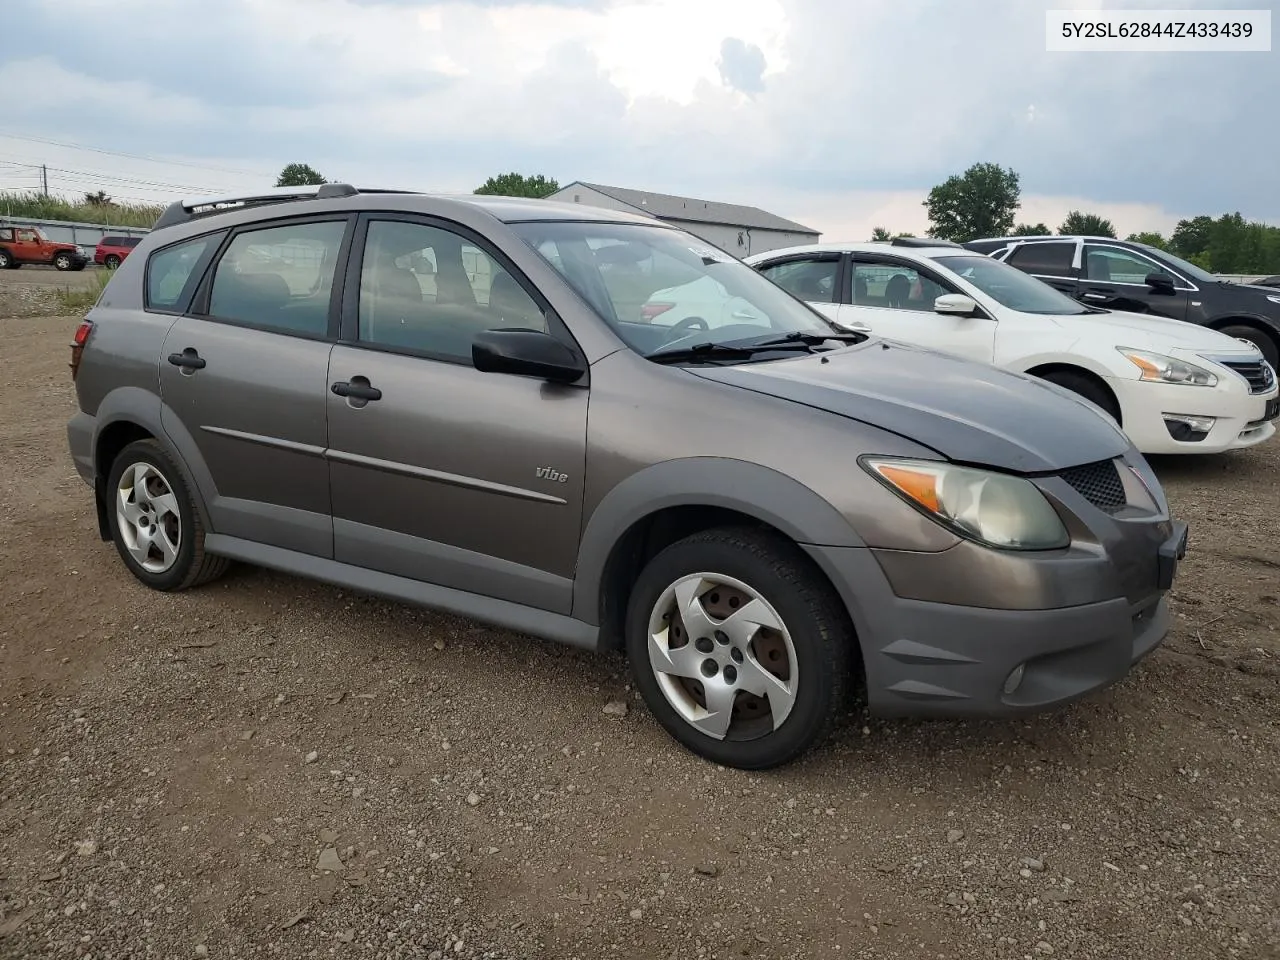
(669, 315), (709, 336)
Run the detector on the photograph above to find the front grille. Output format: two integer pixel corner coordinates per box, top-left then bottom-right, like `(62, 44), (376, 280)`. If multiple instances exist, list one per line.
(1058, 458), (1127, 514)
(1220, 359), (1276, 395)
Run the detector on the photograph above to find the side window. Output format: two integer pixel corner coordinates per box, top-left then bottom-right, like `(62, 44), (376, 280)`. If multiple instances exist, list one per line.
(358, 219), (546, 360)
(758, 258), (839, 304)
(0, 229), (12, 242)
(207, 220), (346, 336)
(851, 261), (957, 313)
(1084, 246), (1173, 286)
(147, 235), (217, 311)
(1006, 242), (1075, 277)
(17, 229), (38, 242)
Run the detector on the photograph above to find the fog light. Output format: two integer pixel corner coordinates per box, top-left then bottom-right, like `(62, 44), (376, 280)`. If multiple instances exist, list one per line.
(1002, 663), (1026, 695)
(1163, 414), (1215, 442)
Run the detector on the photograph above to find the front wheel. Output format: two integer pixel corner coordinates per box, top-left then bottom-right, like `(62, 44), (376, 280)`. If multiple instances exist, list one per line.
(625, 527), (855, 769)
(1218, 324), (1279, 372)
(0, 250), (12, 269)
(53, 252), (74, 271)
(105, 439), (230, 591)
(1039, 370), (1122, 425)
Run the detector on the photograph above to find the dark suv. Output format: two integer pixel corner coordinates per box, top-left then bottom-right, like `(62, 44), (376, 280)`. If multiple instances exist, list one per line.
(65, 184), (1187, 769)
(964, 235), (1280, 370)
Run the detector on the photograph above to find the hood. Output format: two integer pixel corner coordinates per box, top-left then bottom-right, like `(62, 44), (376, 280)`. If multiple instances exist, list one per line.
(1064, 309), (1265, 353)
(689, 339), (1131, 473)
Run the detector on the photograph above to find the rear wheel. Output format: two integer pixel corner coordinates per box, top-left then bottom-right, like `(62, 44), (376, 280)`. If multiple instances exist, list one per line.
(0, 250), (12, 269)
(105, 439), (230, 591)
(53, 251), (74, 271)
(104, 255), (121, 269)
(1039, 369), (1122, 424)
(1218, 324), (1279, 371)
(625, 527), (855, 769)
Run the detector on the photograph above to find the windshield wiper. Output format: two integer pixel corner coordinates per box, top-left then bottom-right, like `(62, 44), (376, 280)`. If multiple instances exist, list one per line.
(742, 331), (865, 348)
(645, 339), (818, 365)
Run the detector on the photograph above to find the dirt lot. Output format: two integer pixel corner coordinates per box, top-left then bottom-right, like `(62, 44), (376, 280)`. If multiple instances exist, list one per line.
(1, 272), (1277, 960)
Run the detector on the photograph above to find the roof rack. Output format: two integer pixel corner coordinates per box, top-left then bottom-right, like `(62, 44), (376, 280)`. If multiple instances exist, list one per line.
(151, 183), (416, 231)
(889, 236), (964, 249)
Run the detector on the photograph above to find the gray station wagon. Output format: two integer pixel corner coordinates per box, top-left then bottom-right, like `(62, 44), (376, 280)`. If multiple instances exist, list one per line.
(66, 184), (1189, 769)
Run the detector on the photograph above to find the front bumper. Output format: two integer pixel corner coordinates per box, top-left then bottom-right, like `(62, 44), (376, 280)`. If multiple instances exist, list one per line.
(803, 518), (1187, 719)
(1109, 375), (1278, 454)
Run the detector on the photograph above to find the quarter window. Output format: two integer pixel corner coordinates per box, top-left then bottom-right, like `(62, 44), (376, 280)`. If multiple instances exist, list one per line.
(1006, 242), (1075, 277)
(1084, 245), (1176, 286)
(357, 219), (546, 360)
(851, 261), (957, 313)
(757, 258), (839, 304)
(207, 220), (346, 336)
(146, 235), (217, 311)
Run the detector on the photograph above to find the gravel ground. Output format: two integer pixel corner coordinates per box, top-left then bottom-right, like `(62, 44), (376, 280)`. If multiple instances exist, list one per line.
(1, 285), (1278, 959)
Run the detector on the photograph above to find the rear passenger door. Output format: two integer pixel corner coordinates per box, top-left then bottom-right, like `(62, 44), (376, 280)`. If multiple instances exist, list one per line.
(325, 214), (589, 614)
(158, 216), (353, 558)
(1001, 240), (1080, 298)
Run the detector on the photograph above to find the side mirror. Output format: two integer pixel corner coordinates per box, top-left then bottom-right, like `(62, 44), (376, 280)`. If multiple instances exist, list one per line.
(934, 293), (981, 317)
(473, 328), (585, 384)
(1146, 272), (1176, 293)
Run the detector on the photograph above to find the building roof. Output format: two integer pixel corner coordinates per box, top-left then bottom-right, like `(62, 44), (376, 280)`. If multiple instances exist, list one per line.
(561, 181), (819, 235)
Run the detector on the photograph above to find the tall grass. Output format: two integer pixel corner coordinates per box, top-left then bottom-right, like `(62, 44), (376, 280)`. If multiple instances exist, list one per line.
(53, 267), (114, 314)
(0, 191), (163, 228)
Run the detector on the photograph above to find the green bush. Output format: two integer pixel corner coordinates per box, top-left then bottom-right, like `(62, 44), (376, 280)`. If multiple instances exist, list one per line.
(54, 268), (113, 314)
(0, 191), (163, 229)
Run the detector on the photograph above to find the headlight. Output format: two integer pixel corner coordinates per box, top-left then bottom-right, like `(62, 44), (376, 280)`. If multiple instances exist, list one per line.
(1116, 347), (1217, 387)
(861, 457), (1070, 550)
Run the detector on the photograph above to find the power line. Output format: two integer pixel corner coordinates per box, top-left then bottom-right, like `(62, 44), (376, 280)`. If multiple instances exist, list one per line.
(0, 130), (274, 180)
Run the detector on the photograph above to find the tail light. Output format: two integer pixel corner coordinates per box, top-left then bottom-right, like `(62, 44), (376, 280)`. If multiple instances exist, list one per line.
(640, 302), (674, 322)
(70, 319), (94, 380)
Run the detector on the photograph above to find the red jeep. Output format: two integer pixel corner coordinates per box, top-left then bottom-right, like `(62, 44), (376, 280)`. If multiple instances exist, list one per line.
(94, 234), (142, 269)
(0, 225), (88, 271)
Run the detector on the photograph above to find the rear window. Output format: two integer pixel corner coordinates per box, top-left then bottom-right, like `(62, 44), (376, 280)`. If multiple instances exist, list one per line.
(146, 235), (218, 311)
(100, 236), (122, 246)
(122, 236), (142, 247)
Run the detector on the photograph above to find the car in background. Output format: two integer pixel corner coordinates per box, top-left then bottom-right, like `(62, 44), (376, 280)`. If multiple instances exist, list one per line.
(745, 239), (1278, 456)
(0, 225), (88, 271)
(66, 184), (1189, 769)
(94, 235), (143, 269)
(962, 235), (1280, 371)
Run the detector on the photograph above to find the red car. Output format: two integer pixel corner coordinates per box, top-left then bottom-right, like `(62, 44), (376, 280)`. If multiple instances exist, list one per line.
(94, 235), (142, 268)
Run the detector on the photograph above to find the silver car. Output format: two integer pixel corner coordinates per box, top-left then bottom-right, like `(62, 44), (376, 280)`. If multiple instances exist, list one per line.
(66, 185), (1188, 769)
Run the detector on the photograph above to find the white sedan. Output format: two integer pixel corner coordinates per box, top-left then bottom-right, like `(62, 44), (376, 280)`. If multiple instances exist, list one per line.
(725, 240), (1279, 455)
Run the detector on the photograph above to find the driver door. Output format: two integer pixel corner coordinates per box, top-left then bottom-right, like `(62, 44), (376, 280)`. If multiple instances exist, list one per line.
(839, 255), (996, 363)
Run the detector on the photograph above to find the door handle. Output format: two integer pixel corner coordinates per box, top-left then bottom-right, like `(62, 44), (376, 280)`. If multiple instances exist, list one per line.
(331, 378), (382, 401)
(167, 348), (206, 370)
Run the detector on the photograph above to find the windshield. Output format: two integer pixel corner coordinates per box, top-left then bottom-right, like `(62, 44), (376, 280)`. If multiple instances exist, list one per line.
(1137, 244), (1219, 284)
(934, 255), (1092, 315)
(509, 221), (841, 356)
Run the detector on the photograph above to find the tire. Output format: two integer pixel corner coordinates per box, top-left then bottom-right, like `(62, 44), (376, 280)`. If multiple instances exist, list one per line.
(0, 250), (12, 269)
(625, 526), (855, 770)
(53, 252), (74, 271)
(1218, 324), (1279, 371)
(105, 439), (231, 591)
(1039, 370), (1121, 424)
(104, 255), (121, 269)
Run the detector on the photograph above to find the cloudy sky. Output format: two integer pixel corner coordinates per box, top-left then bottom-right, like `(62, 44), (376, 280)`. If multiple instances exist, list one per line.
(0, 0), (1275, 241)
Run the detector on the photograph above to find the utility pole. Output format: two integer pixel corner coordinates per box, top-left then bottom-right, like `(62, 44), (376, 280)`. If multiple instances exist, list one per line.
(40, 164), (48, 197)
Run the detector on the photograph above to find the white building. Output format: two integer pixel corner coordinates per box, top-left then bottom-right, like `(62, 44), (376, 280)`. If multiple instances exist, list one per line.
(546, 181), (820, 258)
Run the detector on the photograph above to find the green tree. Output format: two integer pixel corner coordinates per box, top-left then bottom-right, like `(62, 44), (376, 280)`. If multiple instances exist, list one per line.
(83, 190), (112, 206)
(1059, 210), (1115, 237)
(1012, 222), (1052, 236)
(1126, 231), (1167, 249)
(923, 162), (1021, 243)
(474, 172), (560, 199)
(870, 226), (892, 241)
(1169, 215), (1214, 260)
(275, 163), (328, 187)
